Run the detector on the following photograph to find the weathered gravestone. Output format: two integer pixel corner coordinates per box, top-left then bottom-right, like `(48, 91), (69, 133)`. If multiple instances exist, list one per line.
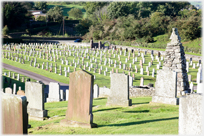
(17, 90), (25, 96)
(179, 94), (203, 135)
(5, 87), (12, 94)
(107, 73), (132, 106)
(25, 82), (47, 120)
(2, 92), (28, 134)
(60, 70), (97, 128)
(47, 82), (61, 102)
(152, 70), (179, 105)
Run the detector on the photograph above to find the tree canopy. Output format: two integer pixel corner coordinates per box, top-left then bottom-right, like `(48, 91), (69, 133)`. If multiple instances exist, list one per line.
(34, 2), (47, 10)
(47, 6), (63, 22)
(68, 8), (83, 19)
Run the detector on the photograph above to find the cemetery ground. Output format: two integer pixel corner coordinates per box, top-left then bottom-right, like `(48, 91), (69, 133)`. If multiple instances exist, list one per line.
(2, 68), (37, 91)
(28, 97), (179, 134)
(1, 42), (201, 134)
(2, 45), (199, 89)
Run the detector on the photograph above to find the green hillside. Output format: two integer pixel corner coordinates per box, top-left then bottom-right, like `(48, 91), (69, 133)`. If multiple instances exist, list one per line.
(47, 3), (86, 18)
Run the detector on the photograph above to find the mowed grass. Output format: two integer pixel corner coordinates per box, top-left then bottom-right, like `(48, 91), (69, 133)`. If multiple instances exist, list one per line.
(28, 97), (179, 134)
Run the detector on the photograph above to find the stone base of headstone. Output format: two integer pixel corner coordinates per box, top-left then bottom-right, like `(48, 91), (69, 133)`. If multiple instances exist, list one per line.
(151, 96), (179, 105)
(60, 119), (97, 128)
(46, 98), (61, 102)
(106, 98), (132, 106)
(27, 108), (47, 121)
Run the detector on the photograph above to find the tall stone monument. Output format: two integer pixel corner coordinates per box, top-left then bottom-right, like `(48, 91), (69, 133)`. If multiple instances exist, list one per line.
(60, 70), (97, 128)
(152, 28), (190, 105)
(107, 73), (132, 106)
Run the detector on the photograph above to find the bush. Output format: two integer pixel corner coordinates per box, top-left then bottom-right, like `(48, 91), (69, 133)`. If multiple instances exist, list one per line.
(2, 25), (9, 36)
(36, 16), (46, 21)
(68, 8), (83, 19)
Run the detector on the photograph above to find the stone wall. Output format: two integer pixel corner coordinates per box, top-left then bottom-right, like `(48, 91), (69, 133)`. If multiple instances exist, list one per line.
(96, 86), (155, 98)
(99, 86), (110, 97)
(129, 86), (155, 97)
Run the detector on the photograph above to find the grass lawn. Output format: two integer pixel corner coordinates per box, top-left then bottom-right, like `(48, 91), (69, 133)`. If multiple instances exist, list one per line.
(28, 97), (179, 134)
(47, 3), (86, 18)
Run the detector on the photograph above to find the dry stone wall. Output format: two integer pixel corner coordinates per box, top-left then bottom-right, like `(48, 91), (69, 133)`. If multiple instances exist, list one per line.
(129, 86), (155, 97)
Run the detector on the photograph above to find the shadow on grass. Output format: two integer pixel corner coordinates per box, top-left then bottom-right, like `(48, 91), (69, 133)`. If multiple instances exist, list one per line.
(93, 107), (122, 113)
(99, 117), (178, 127)
(94, 98), (107, 100)
(132, 102), (149, 105)
(123, 110), (149, 113)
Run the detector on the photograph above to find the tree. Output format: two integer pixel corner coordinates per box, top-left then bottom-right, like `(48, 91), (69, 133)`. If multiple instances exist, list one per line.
(84, 2), (109, 15)
(156, 2), (191, 17)
(36, 16), (46, 21)
(68, 8), (83, 19)
(47, 6), (63, 22)
(75, 18), (92, 35)
(107, 2), (129, 19)
(3, 2), (29, 29)
(2, 25), (9, 36)
(21, 2), (35, 10)
(34, 2), (47, 10)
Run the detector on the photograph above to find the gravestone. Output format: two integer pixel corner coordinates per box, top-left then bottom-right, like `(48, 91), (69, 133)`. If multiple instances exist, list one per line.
(66, 89), (69, 101)
(159, 28), (190, 97)
(5, 87), (12, 94)
(179, 94), (203, 135)
(60, 89), (64, 101)
(25, 82), (47, 120)
(13, 83), (16, 94)
(2, 92), (28, 134)
(47, 82), (61, 102)
(94, 84), (99, 98)
(17, 90), (25, 96)
(129, 76), (133, 87)
(190, 82), (194, 93)
(140, 77), (144, 86)
(60, 70), (97, 128)
(152, 70), (178, 105)
(107, 73), (132, 106)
